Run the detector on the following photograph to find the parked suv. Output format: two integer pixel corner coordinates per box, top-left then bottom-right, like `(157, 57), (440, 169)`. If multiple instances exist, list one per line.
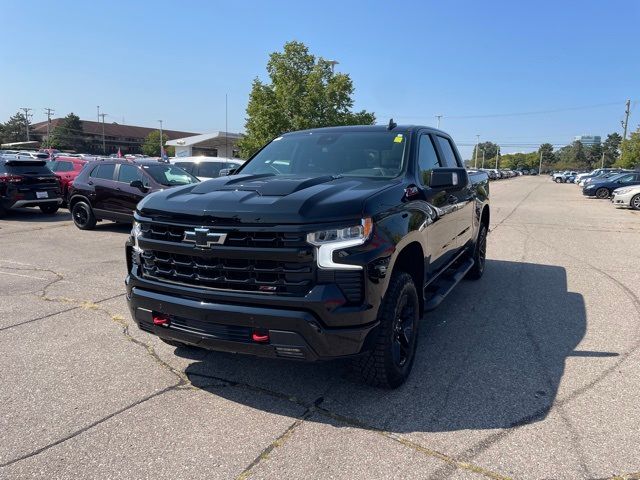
(0, 158), (62, 217)
(69, 159), (198, 229)
(47, 156), (89, 205)
(125, 125), (490, 388)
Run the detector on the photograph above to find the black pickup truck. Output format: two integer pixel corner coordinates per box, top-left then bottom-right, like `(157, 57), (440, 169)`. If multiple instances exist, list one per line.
(125, 125), (489, 388)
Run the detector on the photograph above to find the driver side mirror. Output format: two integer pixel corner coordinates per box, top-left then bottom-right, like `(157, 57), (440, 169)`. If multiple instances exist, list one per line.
(130, 180), (148, 191)
(430, 168), (468, 188)
(219, 168), (237, 176)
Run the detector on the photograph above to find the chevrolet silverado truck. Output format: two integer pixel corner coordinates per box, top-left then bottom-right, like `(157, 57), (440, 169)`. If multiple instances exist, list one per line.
(125, 125), (490, 388)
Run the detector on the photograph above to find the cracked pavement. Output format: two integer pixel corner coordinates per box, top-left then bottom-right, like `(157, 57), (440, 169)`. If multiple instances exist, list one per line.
(1, 177), (639, 479)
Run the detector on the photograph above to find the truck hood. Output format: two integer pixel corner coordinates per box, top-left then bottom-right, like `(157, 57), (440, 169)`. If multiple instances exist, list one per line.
(137, 173), (399, 225)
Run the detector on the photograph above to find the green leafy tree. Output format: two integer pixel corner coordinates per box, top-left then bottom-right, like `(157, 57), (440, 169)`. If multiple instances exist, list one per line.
(238, 41), (375, 157)
(48, 113), (86, 151)
(571, 140), (587, 168)
(586, 142), (603, 169)
(142, 130), (174, 156)
(618, 127), (640, 169)
(470, 141), (499, 168)
(1, 112), (29, 143)
(538, 143), (555, 171)
(554, 145), (574, 169)
(603, 132), (622, 167)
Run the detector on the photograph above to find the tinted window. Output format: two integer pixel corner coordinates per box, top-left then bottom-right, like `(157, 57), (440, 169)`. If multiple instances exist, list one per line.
(174, 162), (195, 175)
(117, 164), (142, 183)
(436, 136), (459, 168)
(417, 135), (441, 185)
(196, 162), (225, 178)
(90, 163), (116, 180)
(5, 162), (52, 175)
(142, 165), (199, 186)
(55, 161), (74, 172)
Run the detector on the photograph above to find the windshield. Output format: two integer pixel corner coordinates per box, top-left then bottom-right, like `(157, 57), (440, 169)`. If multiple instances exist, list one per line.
(240, 131), (407, 179)
(142, 164), (199, 186)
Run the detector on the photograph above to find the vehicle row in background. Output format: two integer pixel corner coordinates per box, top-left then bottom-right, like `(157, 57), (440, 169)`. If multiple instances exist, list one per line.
(478, 168), (530, 180)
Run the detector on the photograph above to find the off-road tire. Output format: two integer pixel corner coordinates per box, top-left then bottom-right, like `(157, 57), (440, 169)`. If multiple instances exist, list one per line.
(466, 223), (488, 280)
(71, 201), (97, 230)
(352, 272), (419, 389)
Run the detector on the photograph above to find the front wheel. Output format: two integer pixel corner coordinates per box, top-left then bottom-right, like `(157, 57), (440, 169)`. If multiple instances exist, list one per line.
(466, 223), (487, 280)
(595, 188), (610, 199)
(71, 201), (97, 230)
(631, 194), (640, 210)
(40, 204), (59, 214)
(352, 272), (419, 389)
(555, 178), (563, 183)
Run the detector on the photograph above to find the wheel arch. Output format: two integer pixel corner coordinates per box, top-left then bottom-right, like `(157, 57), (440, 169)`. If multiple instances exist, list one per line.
(389, 241), (425, 315)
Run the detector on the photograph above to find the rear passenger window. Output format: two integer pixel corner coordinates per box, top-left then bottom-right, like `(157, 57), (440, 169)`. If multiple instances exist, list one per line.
(175, 162), (195, 175)
(417, 135), (441, 185)
(436, 136), (459, 168)
(90, 163), (116, 180)
(117, 164), (143, 183)
(197, 162), (224, 178)
(56, 161), (74, 172)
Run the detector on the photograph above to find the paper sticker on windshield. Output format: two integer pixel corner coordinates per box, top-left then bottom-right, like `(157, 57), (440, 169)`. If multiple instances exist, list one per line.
(394, 134), (404, 143)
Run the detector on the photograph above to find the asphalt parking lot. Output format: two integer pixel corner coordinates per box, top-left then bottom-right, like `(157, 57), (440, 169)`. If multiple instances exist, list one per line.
(1, 176), (639, 480)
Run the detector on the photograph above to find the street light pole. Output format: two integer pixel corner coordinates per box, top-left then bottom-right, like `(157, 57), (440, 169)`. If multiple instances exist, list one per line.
(99, 113), (107, 154)
(158, 120), (163, 158)
(482, 150), (485, 169)
(538, 149), (543, 175)
(495, 146), (500, 169)
(435, 115), (442, 129)
(97, 106), (100, 123)
(474, 134), (480, 169)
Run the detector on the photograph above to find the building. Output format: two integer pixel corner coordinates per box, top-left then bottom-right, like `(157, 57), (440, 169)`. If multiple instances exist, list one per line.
(30, 118), (199, 155)
(574, 135), (601, 147)
(167, 131), (244, 158)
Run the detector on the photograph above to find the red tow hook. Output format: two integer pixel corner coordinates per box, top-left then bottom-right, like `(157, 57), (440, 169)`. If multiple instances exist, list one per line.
(252, 329), (270, 343)
(152, 313), (170, 326)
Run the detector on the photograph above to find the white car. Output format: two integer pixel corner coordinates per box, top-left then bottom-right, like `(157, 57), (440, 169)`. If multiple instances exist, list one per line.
(611, 185), (640, 210)
(170, 157), (245, 181)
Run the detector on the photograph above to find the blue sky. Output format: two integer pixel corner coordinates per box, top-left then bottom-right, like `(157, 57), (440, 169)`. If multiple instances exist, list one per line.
(1, 0), (638, 158)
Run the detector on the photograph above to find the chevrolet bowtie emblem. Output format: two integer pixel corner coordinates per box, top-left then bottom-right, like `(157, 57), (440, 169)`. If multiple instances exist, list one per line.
(183, 228), (227, 248)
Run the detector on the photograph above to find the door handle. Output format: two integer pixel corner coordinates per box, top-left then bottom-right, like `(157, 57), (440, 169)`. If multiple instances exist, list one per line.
(88, 181), (94, 185)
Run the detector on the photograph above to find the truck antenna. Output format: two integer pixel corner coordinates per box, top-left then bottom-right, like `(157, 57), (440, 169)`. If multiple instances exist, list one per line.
(387, 118), (397, 130)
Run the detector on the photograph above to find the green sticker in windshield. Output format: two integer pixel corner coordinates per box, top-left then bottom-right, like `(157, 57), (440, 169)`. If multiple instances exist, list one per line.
(394, 134), (404, 143)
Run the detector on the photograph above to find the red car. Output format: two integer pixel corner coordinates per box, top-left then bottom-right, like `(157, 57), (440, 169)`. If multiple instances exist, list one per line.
(47, 157), (88, 205)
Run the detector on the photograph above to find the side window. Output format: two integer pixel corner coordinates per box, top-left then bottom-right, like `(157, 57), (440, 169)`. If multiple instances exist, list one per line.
(435, 136), (460, 168)
(117, 164), (143, 183)
(57, 161), (74, 172)
(90, 163), (116, 180)
(175, 162), (194, 175)
(197, 162), (224, 178)
(417, 135), (441, 185)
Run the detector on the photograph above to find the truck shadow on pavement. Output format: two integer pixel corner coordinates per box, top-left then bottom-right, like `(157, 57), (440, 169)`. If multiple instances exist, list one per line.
(182, 259), (612, 433)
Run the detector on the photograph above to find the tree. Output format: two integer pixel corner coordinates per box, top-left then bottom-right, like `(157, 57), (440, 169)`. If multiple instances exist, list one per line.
(470, 141), (499, 168)
(538, 143), (555, 171)
(1, 112), (29, 143)
(586, 142), (603, 169)
(603, 132), (622, 167)
(237, 41), (375, 157)
(571, 140), (587, 168)
(618, 127), (640, 169)
(142, 130), (174, 156)
(47, 113), (86, 151)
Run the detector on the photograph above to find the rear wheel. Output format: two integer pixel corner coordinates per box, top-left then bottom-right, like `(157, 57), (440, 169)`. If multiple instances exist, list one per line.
(555, 178), (563, 183)
(0, 204), (6, 218)
(40, 204), (59, 214)
(595, 188), (610, 199)
(352, 272), (419, 389)
(631, 194), (640, 210)
(466, 223), (487, 280)
(71, 201), (97, 230)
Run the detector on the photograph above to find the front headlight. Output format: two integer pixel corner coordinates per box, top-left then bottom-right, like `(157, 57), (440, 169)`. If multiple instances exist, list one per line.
(131, 220), (143, 253)
(614, 188), (631, 195)
(307, 218), (373, 270)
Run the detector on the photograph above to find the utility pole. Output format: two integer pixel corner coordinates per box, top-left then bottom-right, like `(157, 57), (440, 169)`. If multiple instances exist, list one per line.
(601, 151), (605, 169)
(99, 113), (107, 154)
(474, 135), (480, 168)
(495, 145), (500, 169)
(435, 115), (443, 129)
(225, 94), (228, 157)
(44, 108), (55, 144)
(538, 149), (543, 175)
(620, 99), (631, 160)
(97, 106), (100, 123)
(20, 107), (33, 141)
(481, 150), (485, 169)
(158, 120), (164, 158)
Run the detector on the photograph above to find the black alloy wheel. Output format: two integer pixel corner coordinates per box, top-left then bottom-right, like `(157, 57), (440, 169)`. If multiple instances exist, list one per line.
(595, 187), (610, 199)
(467, 223), (487, 280)
(72, 201), (97, 230)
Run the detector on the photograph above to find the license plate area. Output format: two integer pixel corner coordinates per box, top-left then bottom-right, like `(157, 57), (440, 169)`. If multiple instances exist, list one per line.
(36, 191), (48, 199)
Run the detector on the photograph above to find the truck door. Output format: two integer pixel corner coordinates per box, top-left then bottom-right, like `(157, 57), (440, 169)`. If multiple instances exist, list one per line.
(416, 133), (460, 274)
(433, 135), (474, 250)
